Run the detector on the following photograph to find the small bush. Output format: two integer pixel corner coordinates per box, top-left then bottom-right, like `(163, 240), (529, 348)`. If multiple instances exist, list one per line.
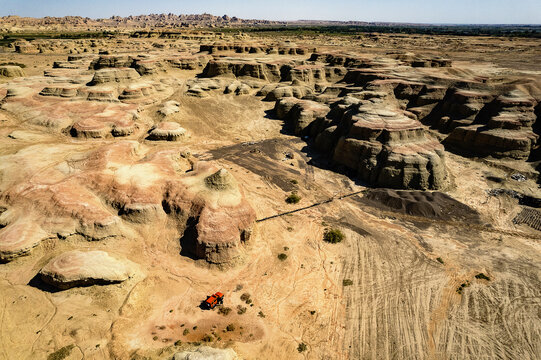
(456, 280), (471, 294)
(192, 326), (198, 330)
(309, 310), (316, 315)
(240, 293), (251, 302)
(343, 279), (353, 286)
(290, 179), (298, 185)
(218, 307), (232, 316)
(183, 329), (190, 336)
(297, 343), (307, 353)
(237, 305), (247, 315)
(258, 311), (266, 318)
(201, 334), (213, 342)
(436, 257), (444, 264)
(174, 340), (182, 346)
(226, 324), (235, 332)
(475, 273), (491, 281)
(278, 253), (288, 261)
(285, 193), (301, 204)
(324, 228), (345, 243)
(152, 336), (158, 341)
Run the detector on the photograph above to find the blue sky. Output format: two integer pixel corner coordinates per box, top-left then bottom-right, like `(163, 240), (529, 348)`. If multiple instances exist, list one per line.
(1, 0), (540, 24)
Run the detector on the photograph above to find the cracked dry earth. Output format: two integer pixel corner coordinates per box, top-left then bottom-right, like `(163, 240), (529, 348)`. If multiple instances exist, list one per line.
(0, 32), (540, 360)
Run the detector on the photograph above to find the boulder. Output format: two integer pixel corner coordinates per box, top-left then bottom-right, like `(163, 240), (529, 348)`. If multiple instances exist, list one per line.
(39, 250), (134, 289)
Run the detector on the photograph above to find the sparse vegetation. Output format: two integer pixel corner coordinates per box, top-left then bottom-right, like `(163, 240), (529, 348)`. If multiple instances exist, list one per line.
(218, 306), (232, 316)
(47, 345), (75, 360)
(324, 228), (345, 243)
(290, 179), (298, 185)
(278, 253), (288, 261)
(297, 342), (307, 353)
(240, 293), (251, 302)
(456, 280), (471, 294)
(258, 311), (266, 318)
(285, 192), (301, 204)
(201, 334), (213, 342)
(183, 329), (189, 336)
(310, 310), (316, 315)
(475, 273), (491, 281)
(226, 324), (235, 331)
(436, 257), (444, 264)
(152, 336), (158, 341)
(343, 279), (353, 286)
(174, 340), (182, 346)
(237, 305), (247, 315)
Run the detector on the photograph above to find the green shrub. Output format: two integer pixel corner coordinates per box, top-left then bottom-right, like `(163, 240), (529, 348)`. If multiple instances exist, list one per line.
(218, 307), (232, 315)
(226, 324), (235, 332)
(237, 305), (247, 315)
(475, 273), (490, 281)
(436, 257), (444, 264)
(285, 193), (301, 204)
(47, 345), (75, 360)
(201, 334), (213, 342)
(343, 279), (353, 286)
(258, 311), (266, 318)
(278, 253), (288, 261)
(297, 343), (307, 353)
(183, 329), (189, 336)
(324, 228), (345, 243)
(240, 293), (251, 302)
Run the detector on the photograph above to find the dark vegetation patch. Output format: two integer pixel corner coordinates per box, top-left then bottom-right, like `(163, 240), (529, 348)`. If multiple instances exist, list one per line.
(47, 345), (74, 360)
(210, 25), (541, 38)
(323, 228), (345, 243)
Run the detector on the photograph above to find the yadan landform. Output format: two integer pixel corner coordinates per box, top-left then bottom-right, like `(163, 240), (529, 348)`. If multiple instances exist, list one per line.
(0, 14), (540, 360)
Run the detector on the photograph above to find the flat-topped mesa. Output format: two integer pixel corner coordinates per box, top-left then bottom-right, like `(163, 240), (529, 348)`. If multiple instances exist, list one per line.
(39, 250), (134, 289)
(201, 58), (292, 82)
(0, 65), (26, 78)
(274, 97), (331, 135)
(283, 64), (347, 85)
(199, 42), (316, 55)
(147, 121), (187, 141)
(260, 81), (314, 101)
(331, 103), (447, 189)
(425, 88), (495, 132)
(90, 55), (135, 69)
(165, 54), (210, 70)
(89, 68), (141, 85)
(274, 94), (447, 190)
(445, 90), (539, 159)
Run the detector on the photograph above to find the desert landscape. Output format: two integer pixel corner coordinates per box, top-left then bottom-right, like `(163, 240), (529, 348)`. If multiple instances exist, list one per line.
(0, 11), (540, 360)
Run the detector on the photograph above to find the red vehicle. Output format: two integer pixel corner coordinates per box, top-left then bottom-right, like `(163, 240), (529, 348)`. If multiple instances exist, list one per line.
(204, 292), (224, 309)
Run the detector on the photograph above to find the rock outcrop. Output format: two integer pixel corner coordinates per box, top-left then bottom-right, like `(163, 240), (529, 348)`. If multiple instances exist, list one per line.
(0, 219), (47, 262)
(39, 250), (134, 289)
(0, 65), (26, 78)
(172, 346), (238, 360)
(147, 122), (187, 141)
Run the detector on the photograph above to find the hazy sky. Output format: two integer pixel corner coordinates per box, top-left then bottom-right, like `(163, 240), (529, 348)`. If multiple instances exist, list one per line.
(1, 0), (540, 24)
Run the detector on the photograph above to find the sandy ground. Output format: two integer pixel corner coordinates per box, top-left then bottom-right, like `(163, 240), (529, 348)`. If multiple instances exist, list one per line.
(0, 34), (540, 360)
